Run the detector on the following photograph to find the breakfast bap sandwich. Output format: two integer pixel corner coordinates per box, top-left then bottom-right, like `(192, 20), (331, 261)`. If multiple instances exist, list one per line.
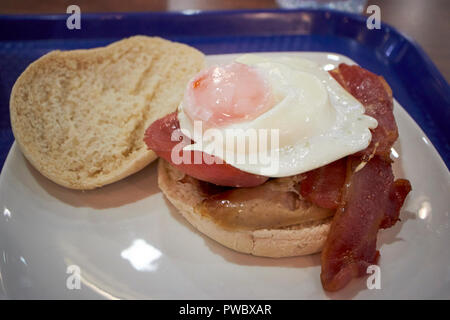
(145, 54), (412, 291)
(10, 35), (411, 292)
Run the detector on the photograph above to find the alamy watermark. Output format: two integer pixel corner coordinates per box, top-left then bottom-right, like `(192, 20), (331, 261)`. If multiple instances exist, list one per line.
(366, 5), (381, 30)
(366, 265), (381, 290)
(171, 121), (281, 176)
(66, 5), (81, 30)
(66, 264), (81, 290)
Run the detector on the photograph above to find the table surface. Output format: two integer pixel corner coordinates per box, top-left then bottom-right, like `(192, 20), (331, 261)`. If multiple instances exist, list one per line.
(0, 0), (449, 81)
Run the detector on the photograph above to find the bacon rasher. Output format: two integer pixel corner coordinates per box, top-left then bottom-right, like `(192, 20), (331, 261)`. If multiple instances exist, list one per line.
(303, 64), (412, 291)
(330, 64), (398, 160)
(298, 158), (347, 210)
(301, 64), (400, 212)
(320, 156), (411, 291)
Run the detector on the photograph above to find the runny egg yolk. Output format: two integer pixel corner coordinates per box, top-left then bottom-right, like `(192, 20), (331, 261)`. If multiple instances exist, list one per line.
(183, 62), (274, 128)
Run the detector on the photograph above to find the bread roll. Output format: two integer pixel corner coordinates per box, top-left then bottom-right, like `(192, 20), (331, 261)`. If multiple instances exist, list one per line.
(10, 36), (205, 189)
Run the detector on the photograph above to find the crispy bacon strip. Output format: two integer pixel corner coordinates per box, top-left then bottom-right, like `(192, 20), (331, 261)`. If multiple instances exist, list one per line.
(301, 65), (400, 212)
(380, 179), (412, 229)
(330, 64), (398, 160)
(311, 64), (412, 291)
(297, 158), (347, 210)
(320, 156), (411, 291)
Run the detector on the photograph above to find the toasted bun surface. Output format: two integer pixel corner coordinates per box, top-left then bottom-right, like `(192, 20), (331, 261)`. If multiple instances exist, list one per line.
(10, 36), (205, 189)
(158, 159), (332, 258)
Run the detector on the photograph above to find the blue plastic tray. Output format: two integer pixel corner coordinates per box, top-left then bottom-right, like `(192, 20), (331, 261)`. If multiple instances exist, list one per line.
(0, 9), (449, 170)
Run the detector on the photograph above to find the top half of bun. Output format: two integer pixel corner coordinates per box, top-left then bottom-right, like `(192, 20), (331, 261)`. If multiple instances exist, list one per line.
(10, 36), (205, 190)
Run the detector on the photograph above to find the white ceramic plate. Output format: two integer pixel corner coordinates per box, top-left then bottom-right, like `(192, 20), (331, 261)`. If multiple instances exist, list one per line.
(0, 53), (449, 299)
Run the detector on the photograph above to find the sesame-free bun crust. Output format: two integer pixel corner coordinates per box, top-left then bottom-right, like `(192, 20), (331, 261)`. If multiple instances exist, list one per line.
(10, 36), (204, 189)
(158, 159), (332, 258)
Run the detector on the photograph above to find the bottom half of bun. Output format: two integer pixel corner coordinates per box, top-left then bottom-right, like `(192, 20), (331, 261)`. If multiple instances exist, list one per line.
(158, 159), (332, 258)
